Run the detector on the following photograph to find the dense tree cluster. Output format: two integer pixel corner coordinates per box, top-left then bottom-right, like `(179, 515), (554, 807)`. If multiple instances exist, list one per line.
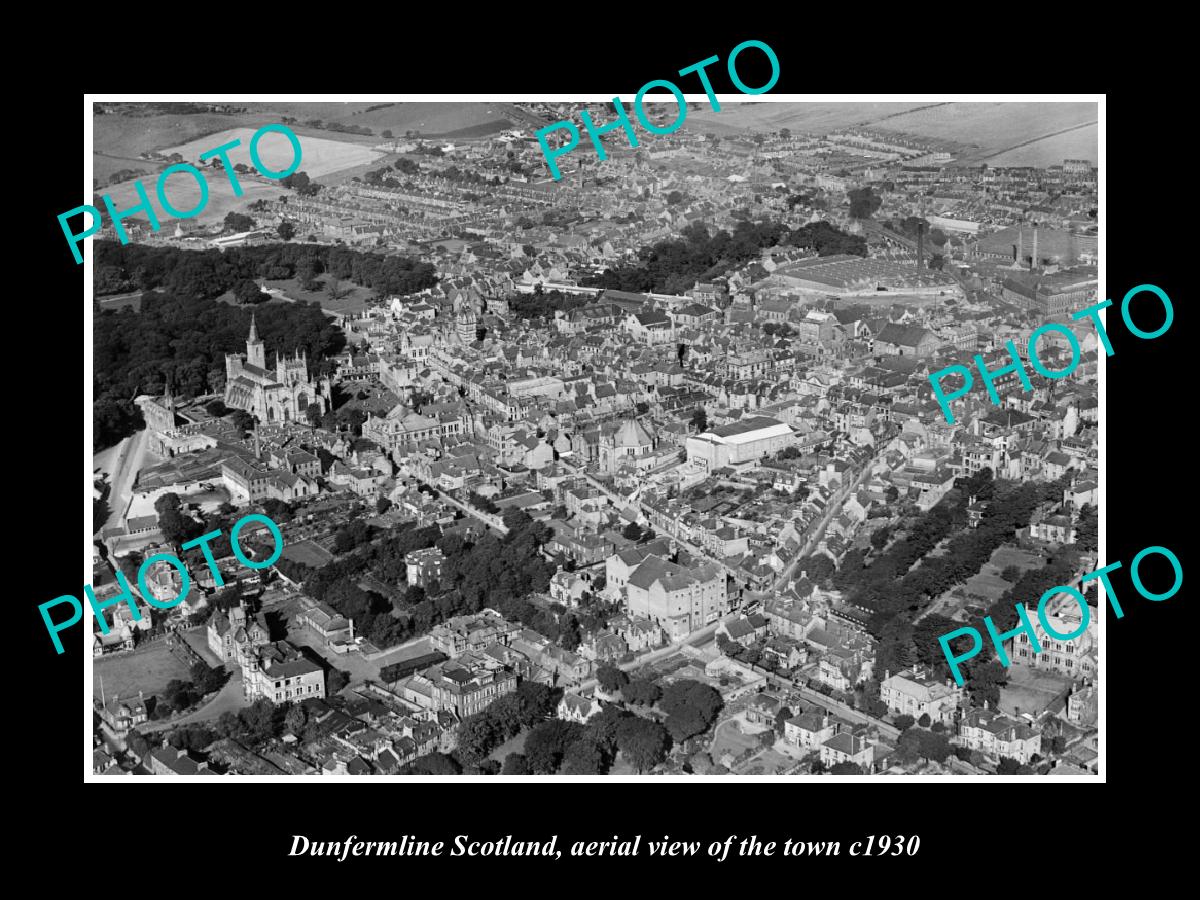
(507, 289), (591, 322)
(853, 471), (1069, 676)
(223, 212), (255, 232)
(582, 220), (791, 295)
(1075, 503), (1097, 553)
(622, 679), (661, 706)
(401, 752), (462, 775)
(94, 240), (436, 301)
(277, 511), (560, 651)
(452, 682), (562, 767)
(847, 187), (882, 219)
(784, 220), (868, 257)
(596, 664), (629, 694)
(508, 705), (672, 775)
(153, 492), (204, 546)
(280, 171), (321, 195)
(658, 679), (724, 742)
(893, 726), (954, 765)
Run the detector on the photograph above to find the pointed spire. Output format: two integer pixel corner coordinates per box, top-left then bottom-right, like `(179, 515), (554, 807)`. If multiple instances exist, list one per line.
(249, 313), (259, 343)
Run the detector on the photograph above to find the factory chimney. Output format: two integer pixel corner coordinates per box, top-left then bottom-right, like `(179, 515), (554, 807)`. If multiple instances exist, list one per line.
(916, 222), (925, 269)
(1032, 227), (1039, 270)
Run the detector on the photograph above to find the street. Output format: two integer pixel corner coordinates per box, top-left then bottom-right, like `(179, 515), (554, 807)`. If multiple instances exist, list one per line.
(100, 428), (148, 531)
(771, 445), (881, 592)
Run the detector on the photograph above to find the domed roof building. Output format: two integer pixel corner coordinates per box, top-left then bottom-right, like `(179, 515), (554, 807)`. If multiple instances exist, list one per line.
(599, 416), (656, 474)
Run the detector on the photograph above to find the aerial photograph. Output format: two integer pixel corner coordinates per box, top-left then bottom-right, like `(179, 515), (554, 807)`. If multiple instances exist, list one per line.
(88, 98), (1099, 778)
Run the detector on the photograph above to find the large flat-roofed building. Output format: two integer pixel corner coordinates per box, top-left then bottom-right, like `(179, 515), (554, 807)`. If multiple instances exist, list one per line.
(874, 323), (940, 358)
(976, 226), (1097, 266)
(1001, 268), (1098, 318)
(624, 554), (727, 641)
(686, 415), (795, 470)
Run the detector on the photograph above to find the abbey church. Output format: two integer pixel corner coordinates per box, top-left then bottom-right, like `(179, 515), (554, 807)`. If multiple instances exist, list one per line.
(224, 315), (330, 425)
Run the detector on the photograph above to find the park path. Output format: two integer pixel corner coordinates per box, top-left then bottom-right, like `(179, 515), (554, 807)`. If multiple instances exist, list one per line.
(141, 670), (247, 733)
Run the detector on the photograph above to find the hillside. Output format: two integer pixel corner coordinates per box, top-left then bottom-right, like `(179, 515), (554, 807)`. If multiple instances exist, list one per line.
(680, 100), (1098, 165)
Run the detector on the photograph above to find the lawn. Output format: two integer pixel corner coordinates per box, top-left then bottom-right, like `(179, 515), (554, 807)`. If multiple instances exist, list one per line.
(737, 747), (794, 776)
(963, 544), (1045, 603)
(990, 545), (1043, 570)
(999, 667), (1073, 718)
(265, 276), (375, 316)
(281, 539), (335, 569)
(162, 127), (384, 179)
(93, 641), (192, 701)
(710, 718), (760, 762)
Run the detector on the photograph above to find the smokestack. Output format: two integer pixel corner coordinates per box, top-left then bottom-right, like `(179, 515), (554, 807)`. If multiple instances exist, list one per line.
(1032, 228), (1039, 270)
(917, 223), (925, 269)
(1017, 230), (1024, 265)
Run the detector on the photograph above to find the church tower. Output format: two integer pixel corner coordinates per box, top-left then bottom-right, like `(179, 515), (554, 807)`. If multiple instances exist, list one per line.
(247, 314), (266, 370)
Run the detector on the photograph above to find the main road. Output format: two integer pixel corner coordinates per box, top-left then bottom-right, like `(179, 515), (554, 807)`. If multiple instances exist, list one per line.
(99, 428), (148, 531)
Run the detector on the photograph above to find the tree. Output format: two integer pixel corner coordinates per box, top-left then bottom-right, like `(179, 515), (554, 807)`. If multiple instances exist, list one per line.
(224, 211), (255, 232)
(615, 716), (670, 773)
(774, 706), (793, 735)
(1075, 503), (1097, 553)
(917, 730), (953, 763)
(621, 522), (643, 542)
(848, 187), (882, 219)
(829, 761), (863, 774)
(376, 496), (393, 515)
(996, 757), (1021, 775)
(284, 703), (307, 736)
(524, 720), (586, 774)
(894, 714), (915, 731)
(456, 714), (505, 767)
(660, 680), (724, 742)
(154, 492), (183, 517)
(562, 736), (606, 775)
(502, 753), (530, 774)
(1000, 564), (1023, 583)
(126, 729), (150, 758)
(597, 663), (629, 694)
(234, 279), (268, 305)
(962, 659), (1008, 709)
(622, 679), (661, 706)
(205, 399), (228, 417)
(918, 713), (931, 728)
(691, 407), (708, 432)
(404, 753), (462, 775)
(230, 410), (256, 437)
(1050, 735), (1068, 755)
(327, 668), (350, 695)
(382, 129), (393, 139)
(277, 222), (296, 241)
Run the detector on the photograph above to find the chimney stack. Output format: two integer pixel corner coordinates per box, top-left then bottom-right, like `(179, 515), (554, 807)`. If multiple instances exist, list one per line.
(916, 223), (925, 269)
(1032, 227), (1039, 270)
